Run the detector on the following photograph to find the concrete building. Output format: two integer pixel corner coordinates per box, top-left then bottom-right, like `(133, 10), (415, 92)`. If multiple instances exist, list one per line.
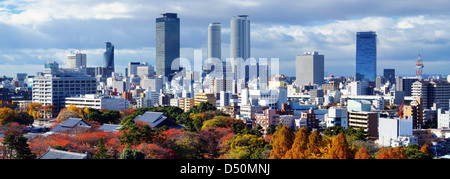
(347, 99), (371, 112)
(179, 98), (195, 112)
(438, 106), (450, 129)
(295, 51), (324, 86)
(32, 62), (97, 112)
(325, 107), (348, 129)
(194, 93), (216, 106)
(64, 94), (129, 111)
(348, 111), (379, 137)
(255, 109), (280, 134)
(403, 97), (424, 129)
(411, 80), (450, 109)
(67, 52), (86, 69)
(379, 117), (418, 147)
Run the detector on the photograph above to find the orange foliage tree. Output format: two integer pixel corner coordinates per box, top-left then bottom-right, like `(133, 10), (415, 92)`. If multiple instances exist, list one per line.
(284, 127), (310, 159)
(355, 147), (372, 159)
(328, 133), (353, 159)
(269, 125), (294, 159)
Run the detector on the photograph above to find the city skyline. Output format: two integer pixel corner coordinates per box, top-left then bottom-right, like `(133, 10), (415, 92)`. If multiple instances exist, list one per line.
(0, 0), (450, 77)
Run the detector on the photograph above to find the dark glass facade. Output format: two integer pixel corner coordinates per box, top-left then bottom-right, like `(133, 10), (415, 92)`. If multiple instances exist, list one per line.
(356, 31), (377, 82)
(156, 13), (180, 81)
(103, 42), (114, 76)
(383, 68), (395, 85)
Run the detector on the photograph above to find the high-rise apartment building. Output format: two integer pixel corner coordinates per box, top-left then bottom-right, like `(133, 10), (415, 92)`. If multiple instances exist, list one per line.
(295, 51), (324, 86)
(230, 15), (250, 81)
(67, 52), (86, 69)
(356, 31), (377, 82)
(156, 13), (180, 81)
(411, 80), (450, 109)
(103, 42), (114, 76)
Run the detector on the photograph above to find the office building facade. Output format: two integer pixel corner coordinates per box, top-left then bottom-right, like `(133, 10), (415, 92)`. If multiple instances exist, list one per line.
(32, 63), (97, 113)
(156, 13), (180, 80)
(67, 52), (86, 69)
(295, 51), (324, 86)
(356, 31), (377, 82)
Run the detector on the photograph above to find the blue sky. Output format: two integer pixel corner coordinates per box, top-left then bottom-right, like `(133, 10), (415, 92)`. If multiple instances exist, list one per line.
(0, 0), (450, 77)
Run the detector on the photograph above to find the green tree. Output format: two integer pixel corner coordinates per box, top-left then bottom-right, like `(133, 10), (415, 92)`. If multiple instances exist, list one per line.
(323, 126), (345, 136)
(101, 110), (121, 124)
(2, 134), (36, 159)
(119, 145), (145, 159)
(227, 133), (265, 159)
(93, 138), (111, 159)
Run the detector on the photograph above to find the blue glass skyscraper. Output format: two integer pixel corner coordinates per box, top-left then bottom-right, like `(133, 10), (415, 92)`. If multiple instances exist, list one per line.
(356, 31), (377, 82)
(156, 13), (180, 81)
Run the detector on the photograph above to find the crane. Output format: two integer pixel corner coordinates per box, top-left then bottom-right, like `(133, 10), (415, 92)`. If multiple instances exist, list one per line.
(398, 99), (405, 119)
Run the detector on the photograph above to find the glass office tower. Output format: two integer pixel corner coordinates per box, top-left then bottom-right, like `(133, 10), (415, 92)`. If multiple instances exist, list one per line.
(156, 13), (180, 81)
(356, 31), (377, 82)
(103, 42), (114, 76)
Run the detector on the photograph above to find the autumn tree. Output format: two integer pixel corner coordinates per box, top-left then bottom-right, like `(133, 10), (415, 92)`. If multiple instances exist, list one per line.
(328, 133), (353, 159)
(269, 125), (295, 159)
(55, 108), (80, 123)
(28, 103), (42, 119)
(355, 147), (372, 159)
(421, 144), (431, 156)
(0, 107), (16, 125)
(284, 127), (310, 159)
(376, 147), (406, 159)
(306, 130), (324, 158)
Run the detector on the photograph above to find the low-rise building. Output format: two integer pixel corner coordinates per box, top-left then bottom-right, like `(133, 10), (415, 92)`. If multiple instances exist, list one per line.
(64, 94), (129, 111)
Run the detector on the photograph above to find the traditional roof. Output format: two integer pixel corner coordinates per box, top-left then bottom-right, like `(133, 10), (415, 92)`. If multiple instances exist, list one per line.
(38, 147), (89, 159)
(98, 124), (122, 133)
(50, 118), (91, 133)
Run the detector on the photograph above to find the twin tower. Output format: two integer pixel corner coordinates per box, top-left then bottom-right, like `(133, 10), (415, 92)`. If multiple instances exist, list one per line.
(156, 13), (251, 81)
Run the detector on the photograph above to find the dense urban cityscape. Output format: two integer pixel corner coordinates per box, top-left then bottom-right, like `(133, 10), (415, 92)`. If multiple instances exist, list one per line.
(0, 5), (450, 163)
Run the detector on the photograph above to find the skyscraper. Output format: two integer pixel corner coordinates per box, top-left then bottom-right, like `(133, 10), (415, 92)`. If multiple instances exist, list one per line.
(156, 13), (180, 81)
(203, 22), (222, 78)
(356, 31), (377, 82)
(230, 15), (250, 80)
(103, 42), (114, 76)
(208, 22), (221, 60)
(295, 51), (324, 86)
(67, 52), (86, 68)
